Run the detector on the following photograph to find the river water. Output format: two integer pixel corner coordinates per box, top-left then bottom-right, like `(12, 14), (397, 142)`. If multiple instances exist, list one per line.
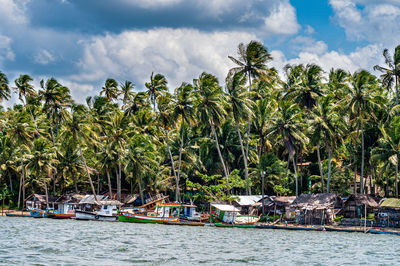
(0, 216), (399, 265)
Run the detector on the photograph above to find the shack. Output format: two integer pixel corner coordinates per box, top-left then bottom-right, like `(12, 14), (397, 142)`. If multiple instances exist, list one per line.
(376, 198), (400, 228)
(55, 194), (84, 214)
(251, 196), (295, 218)
(340, 194), (380, 218)
(25, 194), (60, 210)
(232, 195), (262, 214)
(290, 193), (342, 225)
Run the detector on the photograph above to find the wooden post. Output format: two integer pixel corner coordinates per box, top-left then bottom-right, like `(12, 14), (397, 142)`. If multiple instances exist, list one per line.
(364, 204), (367, 234)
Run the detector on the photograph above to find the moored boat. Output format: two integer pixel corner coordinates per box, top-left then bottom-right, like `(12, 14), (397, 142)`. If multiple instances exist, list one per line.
(73, 195), (122, 221)
(118, 202), (181, 223)
(210, 203), (260, 226)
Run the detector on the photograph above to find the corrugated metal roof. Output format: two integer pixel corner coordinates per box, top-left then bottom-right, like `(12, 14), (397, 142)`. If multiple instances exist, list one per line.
(381, 198), (400, 208)
(211, 203), (240, 212)
(99, 200), (122, 206)
(79, 195), (108, 204)
(234, 195), (262, 206)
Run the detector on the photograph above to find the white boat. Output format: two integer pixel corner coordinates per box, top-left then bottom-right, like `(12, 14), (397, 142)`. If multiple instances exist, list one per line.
(73, 195), (122, 221)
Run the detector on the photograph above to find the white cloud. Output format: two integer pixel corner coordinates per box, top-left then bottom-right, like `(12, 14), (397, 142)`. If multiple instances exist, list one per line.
(121, 0), (182, 9)
(34, 49), (56, 65)
(0, 35), (15, 63)
(330, 0), (400, 46)
(263, 1), (300, 35)
(0, 0), (28, 26)
(71, 28), (257, 90)
(290, 36), (328, 55)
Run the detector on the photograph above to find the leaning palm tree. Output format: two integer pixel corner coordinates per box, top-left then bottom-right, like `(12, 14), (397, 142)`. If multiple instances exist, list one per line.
(374, 45), (400, 105)
(226, 71), (252, 194)
(61, 104), (98, 201)
(229, 41), (272, 163)
(172, 83), (195, 201)
(342, 70), (384, 194)
(194, 73), (229, 187)
(145, 73), (167, 112)
(0, 71), (10, 102)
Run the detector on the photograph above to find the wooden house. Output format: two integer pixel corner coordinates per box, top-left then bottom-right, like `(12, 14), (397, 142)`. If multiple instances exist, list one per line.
(340, 194), (380, 218)
(25, 194), (60, 210)
(290, 193), (342, 225)
(251, 196), (295, 218)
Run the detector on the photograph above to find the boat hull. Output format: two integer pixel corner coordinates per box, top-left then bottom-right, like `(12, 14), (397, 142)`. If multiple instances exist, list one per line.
(74, 210), (117, 221)
(28, 208), (50, 218)
(118, 211), (179, 224)
(50, 213), (76, 219)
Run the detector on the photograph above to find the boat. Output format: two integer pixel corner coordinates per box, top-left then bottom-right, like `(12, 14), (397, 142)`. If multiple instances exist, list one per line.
(74, 195), (122, 221)
(5, 210), (31, 217)
(209, 203), (260, 226)
(118, 202), (181, 223)
(28, 207), (51, 218)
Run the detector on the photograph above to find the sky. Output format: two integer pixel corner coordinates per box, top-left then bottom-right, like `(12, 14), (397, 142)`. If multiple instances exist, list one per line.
(1, 0), (400, 105)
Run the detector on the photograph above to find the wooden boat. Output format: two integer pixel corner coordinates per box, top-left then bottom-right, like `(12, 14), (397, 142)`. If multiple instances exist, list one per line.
(28, 208), (51, 218)
(162, 220), (205, 226)
(5, 211), (31, 217)
(118, 202), (181, 223)
(74, 200), (121, 221)
(209, 203), (260, 226)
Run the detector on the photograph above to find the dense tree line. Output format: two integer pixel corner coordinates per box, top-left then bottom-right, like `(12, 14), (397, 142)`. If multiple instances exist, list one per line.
(0, 41), (399, 207)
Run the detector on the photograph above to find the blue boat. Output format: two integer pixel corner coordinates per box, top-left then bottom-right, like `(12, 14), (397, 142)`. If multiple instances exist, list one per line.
(28, 208), (50, 218)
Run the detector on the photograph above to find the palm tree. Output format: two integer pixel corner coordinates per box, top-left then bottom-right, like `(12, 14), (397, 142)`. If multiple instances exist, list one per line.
(120, 80), (135, 104)
(226, 71), (252, 194)
(194, 73), (229, 187)
(342, 70), (384, 194)
(100, 78), (119, 102)
(61, 104), (98, 200)
(309, 96), (344, 192)
(172, 83), (195, 201)
(371, 118), (400, 197)
(267, 100), (308, 196)
(145, 73), (167, 112)
(14, 74), (39, 132)
(374, 45), (400, 105)
(0, 71), (10, 102)
(24, 137), (58, 209)
(229, 41), (272, 164)
(284, 64), (324, 110)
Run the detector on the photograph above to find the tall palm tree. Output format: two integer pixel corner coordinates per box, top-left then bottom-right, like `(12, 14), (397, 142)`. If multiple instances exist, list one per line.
(100, 78), (119, 102)
(342, 70), (384, 194)
(229, 41), (272, 165)
(0, 71), (10, 102)
(226, 71), (252, 194)
(371, 118), (400, 197)
(172, 83), (195, 201)
(145, 73), (167, 112)
(267, 100), (308, 196)
(194, 72), (229, 187)
(61, 104), (98, 201)
(374, 45), (400, 105)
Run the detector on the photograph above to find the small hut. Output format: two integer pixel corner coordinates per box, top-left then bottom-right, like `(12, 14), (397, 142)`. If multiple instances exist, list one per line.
(25, 194), (60, 210)
(376, 198), (400, 228)
(290, 193), (342, 225)
(55, 194), (84, 214)
(232, 195), (262, 214)
(251, 196), (295, 218)
(341, 194), (380, 218)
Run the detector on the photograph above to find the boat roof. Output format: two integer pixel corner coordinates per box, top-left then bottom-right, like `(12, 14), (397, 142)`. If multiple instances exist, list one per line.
(211, 203), (240, 212)
(98, 200), (122, 206)
(234, 195), (262, 206)
(79, 195), (108, 205)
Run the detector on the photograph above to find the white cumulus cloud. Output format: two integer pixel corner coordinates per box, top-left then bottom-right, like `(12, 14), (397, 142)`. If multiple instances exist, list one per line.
(263, 1), (300, 35)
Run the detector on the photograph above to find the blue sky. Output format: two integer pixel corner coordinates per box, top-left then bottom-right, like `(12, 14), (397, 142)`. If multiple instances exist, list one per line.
(1, 0), (400, 104)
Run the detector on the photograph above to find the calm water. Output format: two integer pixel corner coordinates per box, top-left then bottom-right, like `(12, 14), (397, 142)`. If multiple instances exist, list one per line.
(0, 216), (399, 265)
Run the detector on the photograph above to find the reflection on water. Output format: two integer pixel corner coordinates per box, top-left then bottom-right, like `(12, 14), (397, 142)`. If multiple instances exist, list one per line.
(1, 216), (399, 265)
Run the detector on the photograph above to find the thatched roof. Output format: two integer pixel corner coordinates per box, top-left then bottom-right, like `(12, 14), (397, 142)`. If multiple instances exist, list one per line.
(25, 194), (59, 203)
(291, 193), (342, 210)
(255, 196), (296, 208)
(344, 194), (380, 208)
(380, 198), (400, 209)
(79, 195), (108, 205)
(55, 194), (85, 204)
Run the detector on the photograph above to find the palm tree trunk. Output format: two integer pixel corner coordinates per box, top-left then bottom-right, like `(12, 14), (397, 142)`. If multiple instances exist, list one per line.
(8, 171), (13, 191)
(327, 143), (332, 193)
(395, 75), (398, 105)
(164, 128), (177, 180)
(106, 169), (112, 199)
(17, 173), (22, 209)
(176, 122), (185, 202)
(245, 72), (252, 195)
(361, 120), (365, 194)
(78, 142), (97, 201)
(236, 122), (250, 195)
(354, 157), (358, 195)
(97, 173), (100, 195)
(317, 145), (324, 192)
(138, 178), (144, 205)
(292, 156), (298, 197)
(210, 119), (229, 189)
(299, 150), (303, 193)
(117, 157), (122, 202)
(42, 174), (49, 210)
(395, 158), (398, 198)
